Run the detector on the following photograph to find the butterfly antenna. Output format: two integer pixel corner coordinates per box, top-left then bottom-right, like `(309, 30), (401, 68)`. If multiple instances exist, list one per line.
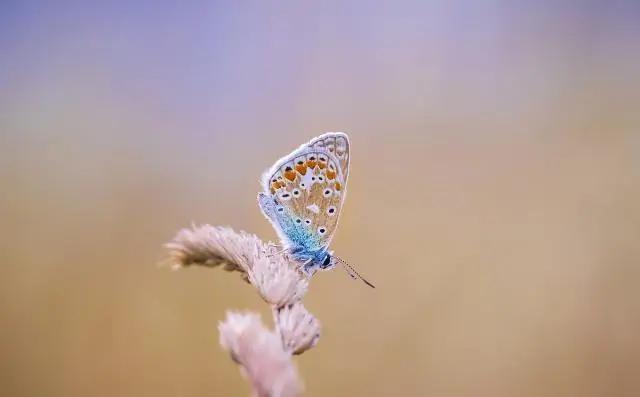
(335, 257), (376, 288)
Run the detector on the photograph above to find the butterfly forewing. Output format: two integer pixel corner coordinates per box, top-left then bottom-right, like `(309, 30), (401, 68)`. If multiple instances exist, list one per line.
(260, 133), (350, 250)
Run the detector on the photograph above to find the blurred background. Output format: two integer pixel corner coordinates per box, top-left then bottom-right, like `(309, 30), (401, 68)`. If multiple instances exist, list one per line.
(1, 1), (639, 396)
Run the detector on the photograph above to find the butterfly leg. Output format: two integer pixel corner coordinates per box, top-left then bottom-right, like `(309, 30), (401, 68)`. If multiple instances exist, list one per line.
(267, 246), (290, 257)
(302, 258), (319, 275)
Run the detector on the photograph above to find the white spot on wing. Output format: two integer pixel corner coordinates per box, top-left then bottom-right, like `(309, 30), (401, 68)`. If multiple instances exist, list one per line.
(306, 204), (320, 214)
(300, 171), (316, 190)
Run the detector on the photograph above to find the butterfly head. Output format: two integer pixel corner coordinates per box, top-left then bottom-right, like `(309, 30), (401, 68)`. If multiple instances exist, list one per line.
(298, 249), (334, 274)
(320, 252), (336, 270)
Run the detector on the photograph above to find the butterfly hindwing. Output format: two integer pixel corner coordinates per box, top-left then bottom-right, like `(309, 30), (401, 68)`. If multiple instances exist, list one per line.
(259, 133), (350, 251)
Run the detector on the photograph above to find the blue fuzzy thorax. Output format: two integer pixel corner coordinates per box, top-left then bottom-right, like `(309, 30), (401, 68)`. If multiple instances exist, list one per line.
(289, 245), (330, 273)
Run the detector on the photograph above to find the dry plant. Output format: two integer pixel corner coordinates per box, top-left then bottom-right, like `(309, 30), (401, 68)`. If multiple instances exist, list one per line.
(165, 224), (321, 397)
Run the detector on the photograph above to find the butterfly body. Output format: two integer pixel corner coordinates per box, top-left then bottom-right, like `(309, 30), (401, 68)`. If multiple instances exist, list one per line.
(258, 132), (350, 274)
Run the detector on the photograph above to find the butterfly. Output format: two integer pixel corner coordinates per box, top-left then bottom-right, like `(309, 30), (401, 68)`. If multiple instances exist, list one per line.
(257, 132), (375, 288)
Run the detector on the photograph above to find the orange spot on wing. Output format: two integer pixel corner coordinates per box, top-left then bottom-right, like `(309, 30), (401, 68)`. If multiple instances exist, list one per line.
(284, 169), (297, 181)
(306, 160), (317, 169)
(335, 182), (342, 191)
(295, 164), (307, 175)
(271, 181), (281, 190)
(318, 162), (326, 169)
(326, 170), (336, 180)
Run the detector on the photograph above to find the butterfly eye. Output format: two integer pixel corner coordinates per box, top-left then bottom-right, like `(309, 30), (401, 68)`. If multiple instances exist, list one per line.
(323, 189), (332, 198)
(327, 206), (336, 216)
(318, 226), (327, 235)
(321, 255), (332, 267)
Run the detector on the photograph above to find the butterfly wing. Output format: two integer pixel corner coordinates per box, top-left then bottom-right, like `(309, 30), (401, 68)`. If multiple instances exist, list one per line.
(259, 132), (350, 252)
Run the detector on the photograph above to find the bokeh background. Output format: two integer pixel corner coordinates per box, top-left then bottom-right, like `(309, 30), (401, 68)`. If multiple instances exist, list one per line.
(2, 1), (639, 396)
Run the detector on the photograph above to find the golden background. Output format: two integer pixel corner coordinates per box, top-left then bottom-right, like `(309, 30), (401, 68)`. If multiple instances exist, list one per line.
(1, 2), (639, 396)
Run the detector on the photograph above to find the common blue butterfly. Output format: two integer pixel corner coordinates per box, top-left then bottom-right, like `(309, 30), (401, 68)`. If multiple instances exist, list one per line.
(258, 132), (374, 287)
